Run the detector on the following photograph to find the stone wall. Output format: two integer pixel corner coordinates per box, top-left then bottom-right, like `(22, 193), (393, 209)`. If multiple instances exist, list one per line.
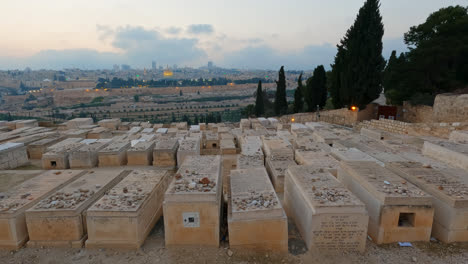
(432, 93), (468, 123)
(357, 118), (468, 139)
(402, 102), (434, 123)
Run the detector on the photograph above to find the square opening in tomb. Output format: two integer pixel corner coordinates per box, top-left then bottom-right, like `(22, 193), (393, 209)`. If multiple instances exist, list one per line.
(398, 212), (415, 227)
(50, 161), (57, 167)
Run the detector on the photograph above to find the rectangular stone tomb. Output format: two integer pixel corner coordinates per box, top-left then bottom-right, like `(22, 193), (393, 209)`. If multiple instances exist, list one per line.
(228, 167), (288, 252)
(422, 141), (468, 172)
(163, 155), (222, 247)
(98, 141), (131, 167)
(153, 139), (178, 168)
(204, 132), (219, 149)
(0, 170), (85, 249)
(25, 169), (129, 248)
(87, 127), (112, 139)
(237, 154), (264, 170)
(284, 166), (368, 252)
(262, 138), (294, 160)
(42, 138), (83, 169)
(337, 161), (434, 244)
(331, 148), (384, 167)
(265, 158), (297, 192)
(0, 142), (29, 170)
(295, 150), (340, 176)
(176, 138), (201, 167)
(69, 139), (112, 168)
(386, 161), (468, 243)
(449, 130), (468, 144)
(127, 141), (156, 166)
(312, 130), (339, 145)
(360, 128), (388, 141)
(220, 139), (236, 155)
(86, 169), (172, 249)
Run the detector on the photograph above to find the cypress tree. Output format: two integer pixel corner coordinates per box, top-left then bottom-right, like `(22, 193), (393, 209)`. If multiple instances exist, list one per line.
(254, 80), (265, 116)
(330, 0), (385, 109)
(293, 74), (304, 113)
(305, 65), (327, 111)
(274, 66), (288, 115)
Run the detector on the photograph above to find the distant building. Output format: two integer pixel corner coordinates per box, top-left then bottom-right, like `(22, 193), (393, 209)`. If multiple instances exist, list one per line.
(208, 61), (213, 69)
(152, 61), (157, 71)
(121, 64), (131, 71)
(113, 64), (120, 72)
(173, 64), (178, 69)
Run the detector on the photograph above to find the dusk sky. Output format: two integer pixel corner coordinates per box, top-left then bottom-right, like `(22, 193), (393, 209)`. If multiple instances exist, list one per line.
(0, 0), (466, 70)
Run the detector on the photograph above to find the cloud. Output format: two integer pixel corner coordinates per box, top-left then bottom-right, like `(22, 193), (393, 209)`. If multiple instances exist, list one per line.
(0, 25), (207, 70)
(221, 43), (337, 70)
(166, 26), (182, 35)
(96, 24), (115, 42)
(187, 24), (214, 35)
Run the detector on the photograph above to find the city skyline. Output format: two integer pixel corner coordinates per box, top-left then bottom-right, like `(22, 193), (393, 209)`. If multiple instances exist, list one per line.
(0, 0), (466, 70)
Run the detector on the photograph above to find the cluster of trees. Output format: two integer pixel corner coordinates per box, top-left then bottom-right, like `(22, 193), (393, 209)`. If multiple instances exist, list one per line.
(329, 0), (385, 109)
(249, 67), (287, 117)
(384, 5), (468, 106)
(96, 77), (272, 89)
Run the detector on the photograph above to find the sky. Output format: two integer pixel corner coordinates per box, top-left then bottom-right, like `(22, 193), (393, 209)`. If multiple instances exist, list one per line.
(0, 0), (466, 70)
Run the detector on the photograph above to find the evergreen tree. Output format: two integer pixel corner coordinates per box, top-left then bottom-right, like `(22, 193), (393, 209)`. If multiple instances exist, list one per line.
(254, 80), (265, 116)
(293, 74), (304, 113)
(194, 114), (199, 125)
(305, 65), (327, 111)
(330, 0), (385, 109)
(274, 66), (288, 115)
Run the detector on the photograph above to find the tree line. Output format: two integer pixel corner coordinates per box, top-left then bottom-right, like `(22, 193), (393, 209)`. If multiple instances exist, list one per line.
(246, 1), (468, 119)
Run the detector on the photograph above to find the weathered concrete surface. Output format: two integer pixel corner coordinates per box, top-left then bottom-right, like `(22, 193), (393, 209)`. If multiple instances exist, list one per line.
(386, 161), (468, 242)
(86, 170), (172, 249)
(176, 138), (201, 167)
(220, 139), (237, 155)
(27, 135), (65, 160)
(331, 148), (384, 167)
(153, 139), (178, 168)
(163, 155), (222, 247)
(25, 170), (129, 248)
(0, 143), (29, 170)
(98, 141), (131, 167)
(338, 161), (434, 244)
(449, 130), (468, 144)
(228, 168), (287, 252)
(69, 139), (112, 168)
(127, 141), (155, 166)
(422, 141), (468, 172)
(265, 158), (297, 192)
(294, 150), (340, 177)
(42, 138), (83, 169)
(0, 170), (85, 249)
(284, 166), (368, 252)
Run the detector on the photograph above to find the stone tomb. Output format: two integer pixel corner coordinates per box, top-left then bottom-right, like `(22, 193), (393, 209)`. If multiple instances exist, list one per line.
(331, 147), (384, 167)
(98, 141), (131, 167)
(68, 139), (112, 168)
(228, 167), (288, 252)
(127, 141), (156, 166)
(0, 142), (29, 170)
(163, 155), (222, 247)
(25, 170), (129, 248)
(360, 127), (387, 141)
(27, 135), (65, 159)
(176, 138), (201, 167)
(422, 141), (468, 172)
(262, 138), (294, 160)
(86, 170), (172, 249)
(204, 132), (219, 149)
(312, 129), (339, 145)
(386, 161), (468, 242)
(220, 139), (237, 155)
(338, 161), (434, 244)
(98, 118), (121, 130)
(87, 127), (112, 139)
(284, 166), (368, 252)
(66, 118), (93, 129)
(0, 170), (85, 249)
(295, 150), (340, 177)
(265, 157), (297, 192)
(449, 130), (468, 144)
(41, 138), (83, 169)
(153, 139), (178, 168)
